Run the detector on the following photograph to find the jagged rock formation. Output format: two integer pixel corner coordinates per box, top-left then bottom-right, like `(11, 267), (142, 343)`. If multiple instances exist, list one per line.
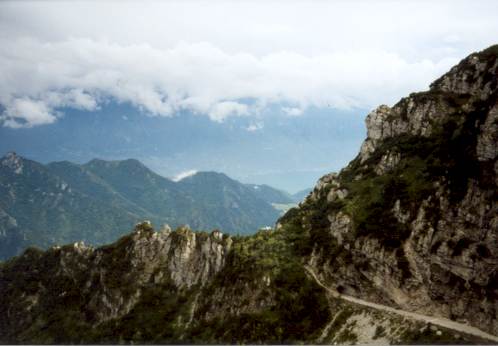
(285, 44), (498, 335)
(0, 222), (337, 344)
(0, 45), (497, 344)
(0, 222), (481, 344)
(0, 222), (233, 341)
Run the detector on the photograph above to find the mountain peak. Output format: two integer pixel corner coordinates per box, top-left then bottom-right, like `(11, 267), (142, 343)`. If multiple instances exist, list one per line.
(1, 151), (24, 174)
(358, 44), (498, 163)
(280, 45), (498, 338)
(429, 44), (498, 97)
(85, 158), (116, 166)
(85, 158), (107, 166)
(85, 157), (148, 171)
(191, 171), (228, 178)
(175, 171), (230, 183)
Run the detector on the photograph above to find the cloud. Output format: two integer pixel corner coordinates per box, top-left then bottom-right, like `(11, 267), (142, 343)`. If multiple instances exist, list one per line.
(0, 89), (98, 128)
(208, 101), (249, 122)
(1, 1), (497, 127)
(246, 122), (264, 132)
(282, 107), (304, 117)
(0, 38), (458, 128)
(1, 98), (57, 128)
(172, 169), (198, 182)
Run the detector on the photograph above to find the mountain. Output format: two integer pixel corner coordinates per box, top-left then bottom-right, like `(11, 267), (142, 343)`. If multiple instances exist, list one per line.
(176, 172), (281, 231)
(0, 153), (141, 254)
(0, 155), (281, 259)
(245, 183), (295, 204)
(0, 105), (366, 193)
(291, 187), (312, 202)
(278, 44), (498, 337)
(245, 183), (299, 215)
(0, 45), (497, 344)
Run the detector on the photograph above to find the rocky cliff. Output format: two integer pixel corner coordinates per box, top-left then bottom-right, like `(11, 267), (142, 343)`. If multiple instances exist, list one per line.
(0, 222), (233, 342)
(0, 221), (339, 344)
(1, 222), (481, 344)
(0, 45), (497, 344)
(282, 44), (498, 335)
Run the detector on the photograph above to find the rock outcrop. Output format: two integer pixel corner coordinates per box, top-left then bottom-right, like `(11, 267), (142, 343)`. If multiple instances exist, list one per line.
(0, 222), (232, 340)
(1, 152), (24, 174)
(288, 44), (498, 335)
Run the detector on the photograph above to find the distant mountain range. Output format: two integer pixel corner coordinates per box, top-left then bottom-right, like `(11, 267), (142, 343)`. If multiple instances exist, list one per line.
(245, 184), (311, 204)
(0, 152), (302, 260)
(0, 105), (365, 192)
(291, 188), (312, 202)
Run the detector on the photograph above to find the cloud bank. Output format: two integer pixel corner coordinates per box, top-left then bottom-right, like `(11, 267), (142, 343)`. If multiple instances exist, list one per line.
(0, 38), (457, 127)
(1, 0), (497, 127)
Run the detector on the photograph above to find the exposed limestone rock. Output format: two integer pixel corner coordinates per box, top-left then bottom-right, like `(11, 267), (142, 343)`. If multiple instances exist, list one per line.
(431, 53), (498, 99)
(326, 187), (349, 202)
(477, 103), (498, 161)
(303, 45), (498, 336)
(359, 98), (440, 162)
(167, 227), (231, 288)
(159, 223), (172, 233)
(375, 151), (401, 175)
(328, 212), (352, 246)
(359, 105), (392, 162)
(309, 172), (339, 202)
(358, 48), (498, 164)
(392, 200), (410, 224)
(0, 223), (233, 328)
(1, 152), (23, 174)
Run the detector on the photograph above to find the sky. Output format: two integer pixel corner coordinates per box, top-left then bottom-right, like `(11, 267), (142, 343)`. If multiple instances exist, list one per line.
(0, 0), (497, 191)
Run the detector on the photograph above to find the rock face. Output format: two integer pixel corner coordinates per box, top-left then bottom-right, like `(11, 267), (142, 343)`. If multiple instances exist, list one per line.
(1, 223), (475, 345)
(0, 222), (233, 340)
(359, 47), (498, 163)
(1, 152), (24, 174)
(287, 45), (498, 335)
(0, 222), (337, 344)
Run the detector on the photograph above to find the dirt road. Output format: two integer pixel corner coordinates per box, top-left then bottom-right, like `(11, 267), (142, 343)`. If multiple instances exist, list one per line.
(304, 265), (498, 343)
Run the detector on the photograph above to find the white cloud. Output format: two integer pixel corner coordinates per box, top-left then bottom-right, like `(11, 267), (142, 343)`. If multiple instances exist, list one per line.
(282, 107), (304, 117)
(0, 38), (458, 128)
(0, 1), (497, 127)
(208, 101), (249, 122)
(172, 169), (198, 182)
(246, 122), (264, 132)
(1, 98), (57, 128)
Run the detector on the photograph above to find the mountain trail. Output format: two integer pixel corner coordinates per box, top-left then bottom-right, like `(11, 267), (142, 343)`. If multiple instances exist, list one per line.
(304, 265), (498, 343)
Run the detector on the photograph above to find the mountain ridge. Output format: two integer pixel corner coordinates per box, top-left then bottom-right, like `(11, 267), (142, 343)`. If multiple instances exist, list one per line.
(282, 43), (498, 335)
(0, 153), (284, 259)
